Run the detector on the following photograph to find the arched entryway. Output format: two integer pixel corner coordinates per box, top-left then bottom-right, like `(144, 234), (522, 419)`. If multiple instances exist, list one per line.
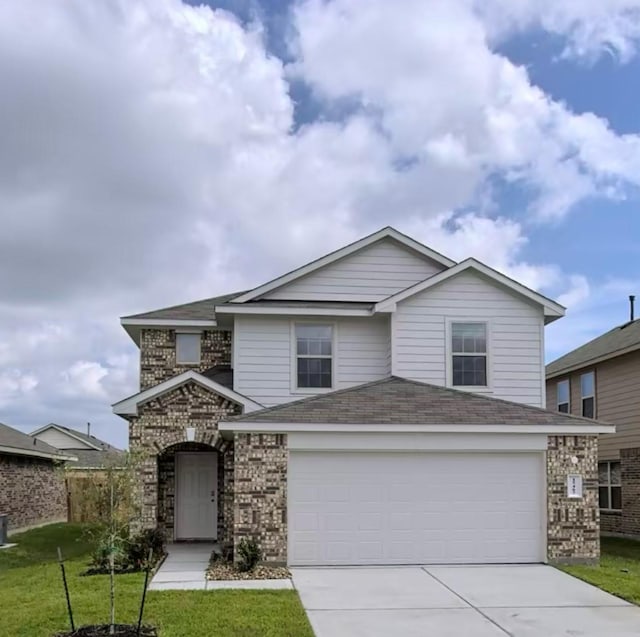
(158, 441), (226, 542)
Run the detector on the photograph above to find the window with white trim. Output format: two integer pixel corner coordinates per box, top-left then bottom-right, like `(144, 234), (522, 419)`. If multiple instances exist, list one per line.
(581, 371), (595, 418)
(451, 322), (487, 387)
(176, 332), (201, 364)
(598, 461), (621, 510)
(557, 379), (570, 413)
(295, 324), (333, 389)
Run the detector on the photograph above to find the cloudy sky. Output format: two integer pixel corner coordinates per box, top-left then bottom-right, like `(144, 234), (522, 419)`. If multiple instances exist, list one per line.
(1, 0), (640, 447)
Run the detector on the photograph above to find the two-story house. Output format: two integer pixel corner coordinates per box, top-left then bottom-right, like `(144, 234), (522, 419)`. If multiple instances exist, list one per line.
(113, 227), (612, 566)
(546, 302), (640, 538)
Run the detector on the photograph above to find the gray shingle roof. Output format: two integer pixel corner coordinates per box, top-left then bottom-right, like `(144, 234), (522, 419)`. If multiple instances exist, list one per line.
(67, 449), (126, 469)
(229, 376), (606, 426)
(200, 365), (233, 389)
(546, 319), (640, 378)
(0, 422), (69, 460)
(42, 424), (122, 452)
(122, 291), (245, 321)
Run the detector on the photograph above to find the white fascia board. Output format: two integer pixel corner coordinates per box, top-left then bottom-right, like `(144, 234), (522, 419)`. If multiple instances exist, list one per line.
(112, 370), (264, 416)
(30, 424), (102, 451)
(214, 305), (372, 317)
(0, 445), (77, 462)
(231, 227), (456, 303)
(374, 258), (566, 319)
(218, 421), (615, 435)
(120, 319), (217, 328)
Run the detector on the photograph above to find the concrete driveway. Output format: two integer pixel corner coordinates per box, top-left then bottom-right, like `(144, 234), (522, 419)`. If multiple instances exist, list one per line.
(291, 565), (640, 636)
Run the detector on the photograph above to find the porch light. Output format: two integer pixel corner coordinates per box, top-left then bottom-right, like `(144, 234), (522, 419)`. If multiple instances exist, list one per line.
(185, 426), (196, 442)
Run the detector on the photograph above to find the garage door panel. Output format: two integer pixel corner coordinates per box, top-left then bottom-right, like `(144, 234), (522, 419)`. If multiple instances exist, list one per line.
(288, 451), (544, 565)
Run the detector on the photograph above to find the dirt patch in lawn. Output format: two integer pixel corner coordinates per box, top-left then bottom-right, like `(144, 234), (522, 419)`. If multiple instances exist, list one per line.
(55, 625), (157, 637)
(207, 556), (290, 581)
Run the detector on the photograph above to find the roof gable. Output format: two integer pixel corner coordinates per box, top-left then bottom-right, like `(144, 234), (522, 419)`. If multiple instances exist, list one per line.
(31, 423), (121, 451)
(374, 258), (565, 322)
(231, 227), (455, 304)
(0, 422), (76, 461)
(112, 370), (264, 417)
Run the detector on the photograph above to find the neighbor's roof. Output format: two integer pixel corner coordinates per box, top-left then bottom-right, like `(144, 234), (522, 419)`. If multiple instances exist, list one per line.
(67, 448), (126, 469)
(547, 319), (640, 378)
(0, 422), (76, 461)
(32, 423), (123, 452)
(226, 376), (608, 428)
(122, 291), (245, 321)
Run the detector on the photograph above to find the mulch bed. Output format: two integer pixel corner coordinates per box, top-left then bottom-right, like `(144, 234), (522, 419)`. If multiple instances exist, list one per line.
(207, 556), (290, 581)
(55, 625), (156, 637)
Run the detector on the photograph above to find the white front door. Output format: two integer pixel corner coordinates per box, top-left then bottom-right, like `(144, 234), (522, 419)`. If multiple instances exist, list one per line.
(175, 452), (218, 540)
(288, 451), (544, 566)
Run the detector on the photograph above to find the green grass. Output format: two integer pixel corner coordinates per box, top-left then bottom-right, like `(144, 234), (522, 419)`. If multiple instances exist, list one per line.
(0, 523), (314, 637)
(561, 537), (640, 605)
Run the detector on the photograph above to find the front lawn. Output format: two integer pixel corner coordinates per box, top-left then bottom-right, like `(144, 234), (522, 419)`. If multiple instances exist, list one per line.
(0, 523), (314, 637)
(561, 536), (640, 605)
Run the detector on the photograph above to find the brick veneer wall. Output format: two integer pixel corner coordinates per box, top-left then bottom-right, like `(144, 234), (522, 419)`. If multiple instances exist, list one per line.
(140, 329), (231, 390)
(0, 453), (67, 532)
(547, 435), (599, 564)
(234, 433), (287, 563)
(620, 447), (640, 536)
(129, 381), (241, 551)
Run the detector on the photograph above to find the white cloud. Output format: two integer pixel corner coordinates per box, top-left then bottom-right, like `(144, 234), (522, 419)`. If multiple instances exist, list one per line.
(0, 0), (638, 445)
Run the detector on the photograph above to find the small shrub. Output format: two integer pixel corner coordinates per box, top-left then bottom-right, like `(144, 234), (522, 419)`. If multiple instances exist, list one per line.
(126, 528), (165, 570)
(88, 532), (129, 572)
(237, 538), (261, 572)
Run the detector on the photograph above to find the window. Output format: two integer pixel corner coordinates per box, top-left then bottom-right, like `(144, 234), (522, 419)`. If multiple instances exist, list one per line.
(557, 379), (570, 413)
(599, 461), (621, 510)
(581, 371), (595, 418)
(451, 322), (487, 387)
(295, 324), (333, 389)
(176, 332), (201, 364)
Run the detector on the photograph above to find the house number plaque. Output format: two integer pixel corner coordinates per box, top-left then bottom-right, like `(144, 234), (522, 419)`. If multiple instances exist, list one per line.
(567, 474), (583, 499)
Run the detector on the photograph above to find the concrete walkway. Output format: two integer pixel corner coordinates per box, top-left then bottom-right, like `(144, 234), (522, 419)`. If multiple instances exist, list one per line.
(149, 543), (292, 591)
(149, 543), (215, 590)
(292, 564), (640, 637)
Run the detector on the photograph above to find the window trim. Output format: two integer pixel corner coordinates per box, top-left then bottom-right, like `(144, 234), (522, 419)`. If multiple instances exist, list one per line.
(580, 370), (596, 418)
(175, 331), (202, 365)
(598, 460), (622, 512)
(557, 379), (570, 413)
(290, 321), (337, 394)
(445, 319), (492, 391)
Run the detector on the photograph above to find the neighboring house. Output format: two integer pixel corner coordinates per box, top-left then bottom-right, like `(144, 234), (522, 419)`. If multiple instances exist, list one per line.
(113, 227), (613, 566)
(546, 302), (640, 538)
(0, 422), (74, 534)
(31, 423), (125, 471)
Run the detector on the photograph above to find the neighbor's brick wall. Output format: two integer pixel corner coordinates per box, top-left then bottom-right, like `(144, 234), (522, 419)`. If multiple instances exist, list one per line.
(620, 447), (640, 536)
(129, 381), (241, 550)
(234, 433), (288, 563)
(0, 454), (67, 532)
(139, 329), (231, 390)
(547, 435), (599, 564)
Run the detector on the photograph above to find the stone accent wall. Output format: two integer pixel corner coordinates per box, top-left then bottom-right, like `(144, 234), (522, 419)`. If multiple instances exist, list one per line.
(129, 381), (241, 551)
(140, 329), (231, 390)
(234, 433), (287, 563)
(547, 435), (599, 564)
(0, 454), (67, 532)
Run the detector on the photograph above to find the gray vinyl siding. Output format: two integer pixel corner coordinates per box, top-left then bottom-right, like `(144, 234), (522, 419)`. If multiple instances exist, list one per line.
(394, 271), (545, 407)
(261, 238), (445, 302)
(33, 428), (92, 450)
(546, 350), (640, 458)
(233, 315), (390, 406)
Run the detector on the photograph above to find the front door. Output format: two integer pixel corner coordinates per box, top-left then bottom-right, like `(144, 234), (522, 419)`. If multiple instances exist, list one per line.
(175, 452), (217, 540)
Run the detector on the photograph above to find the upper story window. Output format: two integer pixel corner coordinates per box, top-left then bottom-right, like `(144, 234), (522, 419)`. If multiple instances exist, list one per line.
(176, 332), (201, 364)
(598, 461), (621, 510)
(451, 322), (487, 387)
(557, 379), (570, 413)
(295, 324), (333, 389)
(581, 371), (595, 418)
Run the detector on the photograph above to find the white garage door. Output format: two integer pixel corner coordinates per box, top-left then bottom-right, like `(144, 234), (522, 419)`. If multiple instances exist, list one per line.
(288, 451), (544, 566)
